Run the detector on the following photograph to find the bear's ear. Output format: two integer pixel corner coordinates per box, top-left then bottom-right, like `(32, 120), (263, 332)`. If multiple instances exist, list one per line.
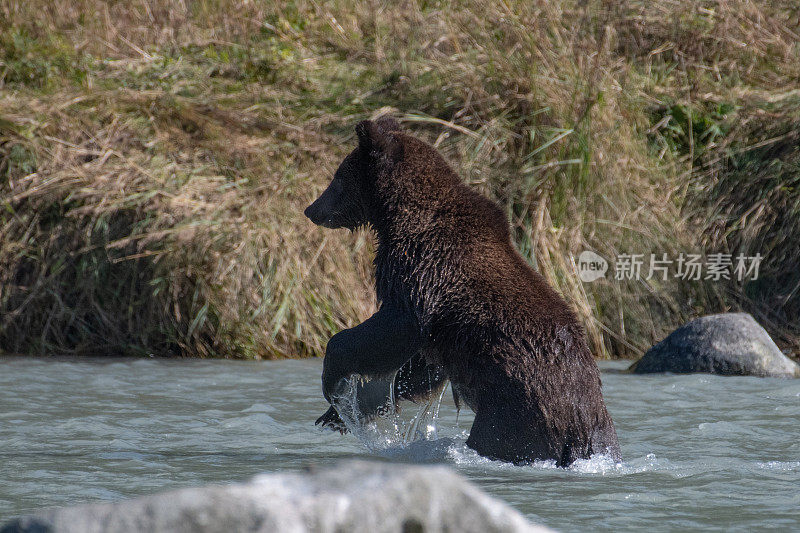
(355, 120), (403, 165)
(373, 115), (401, 132)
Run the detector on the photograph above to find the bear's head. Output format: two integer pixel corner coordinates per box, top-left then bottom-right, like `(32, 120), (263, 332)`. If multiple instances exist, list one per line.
(304, 116), (403, 230)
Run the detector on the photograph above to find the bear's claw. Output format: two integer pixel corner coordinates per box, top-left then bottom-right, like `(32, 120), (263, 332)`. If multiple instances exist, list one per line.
(315, 406), (349, 434)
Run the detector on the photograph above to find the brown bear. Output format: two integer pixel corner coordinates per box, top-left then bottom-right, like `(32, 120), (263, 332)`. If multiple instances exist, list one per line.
(305, 117), (621, 465)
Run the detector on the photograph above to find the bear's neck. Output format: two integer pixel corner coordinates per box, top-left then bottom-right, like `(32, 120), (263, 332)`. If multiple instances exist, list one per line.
(371, 194), (439, 245)
(370, 188), (450, 313)
(369, 167), (459, 242)
(368, 147), (462, 307)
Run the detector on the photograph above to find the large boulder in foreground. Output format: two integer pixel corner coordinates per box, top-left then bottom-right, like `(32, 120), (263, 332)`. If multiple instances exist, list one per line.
(630, 313), (800, 377)
(1, 461), (551, 533)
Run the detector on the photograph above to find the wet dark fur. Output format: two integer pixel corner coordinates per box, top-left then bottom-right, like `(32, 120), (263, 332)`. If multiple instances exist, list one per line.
(310, 117), (620, 465)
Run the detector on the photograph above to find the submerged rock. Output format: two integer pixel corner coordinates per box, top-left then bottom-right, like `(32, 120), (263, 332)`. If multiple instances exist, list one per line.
(630, 313), (800, 377)
(1, 461), (551, 533)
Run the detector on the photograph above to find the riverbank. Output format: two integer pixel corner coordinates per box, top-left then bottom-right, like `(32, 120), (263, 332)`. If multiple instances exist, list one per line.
(2, 1), (799, 358)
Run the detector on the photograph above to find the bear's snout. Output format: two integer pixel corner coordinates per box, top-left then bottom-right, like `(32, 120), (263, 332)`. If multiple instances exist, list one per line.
(305, 193), (333, 226)
(305, 179), (346, 228)
(304, 202), (324, 225)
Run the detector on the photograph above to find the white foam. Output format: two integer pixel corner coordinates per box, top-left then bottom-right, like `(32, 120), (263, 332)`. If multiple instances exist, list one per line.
(757, 460), (800, 471)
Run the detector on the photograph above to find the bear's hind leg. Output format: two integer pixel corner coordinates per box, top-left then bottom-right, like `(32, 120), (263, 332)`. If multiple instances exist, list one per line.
(465, 409), (556, 465)
(590, 415), (622, 462)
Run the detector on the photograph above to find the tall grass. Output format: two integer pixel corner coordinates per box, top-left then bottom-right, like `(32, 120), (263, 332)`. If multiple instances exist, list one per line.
(1, 0), (798, 358)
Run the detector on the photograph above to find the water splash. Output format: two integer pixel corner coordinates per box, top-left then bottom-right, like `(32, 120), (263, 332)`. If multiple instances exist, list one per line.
(330, 374), (450, 453)
(446, 444), (670, 476)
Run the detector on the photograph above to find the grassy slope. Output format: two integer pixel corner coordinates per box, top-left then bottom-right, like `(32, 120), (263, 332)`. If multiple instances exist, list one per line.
(1, 0), (798, 358)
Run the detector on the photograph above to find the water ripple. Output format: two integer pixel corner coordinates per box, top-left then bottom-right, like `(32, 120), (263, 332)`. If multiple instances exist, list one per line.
(1, 357), (799, 532)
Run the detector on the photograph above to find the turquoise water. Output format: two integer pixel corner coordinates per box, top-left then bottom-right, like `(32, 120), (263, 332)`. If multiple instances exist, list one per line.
(1, 357), (799, 531)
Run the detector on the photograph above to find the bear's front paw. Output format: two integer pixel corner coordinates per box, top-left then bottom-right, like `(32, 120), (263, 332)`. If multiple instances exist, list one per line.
(315, 406), (349, 434)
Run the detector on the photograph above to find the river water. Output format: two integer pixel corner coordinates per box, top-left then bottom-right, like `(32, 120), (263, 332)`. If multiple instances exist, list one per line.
(1, 357), (798, 531)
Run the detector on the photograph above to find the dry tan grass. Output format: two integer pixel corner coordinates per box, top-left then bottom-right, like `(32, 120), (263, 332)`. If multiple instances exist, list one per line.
(1, 0), (798, 358)
(0, 85), (375, 357)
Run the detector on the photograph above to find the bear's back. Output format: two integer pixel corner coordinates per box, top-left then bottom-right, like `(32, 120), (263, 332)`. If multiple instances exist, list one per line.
(419, 182), (577, 331)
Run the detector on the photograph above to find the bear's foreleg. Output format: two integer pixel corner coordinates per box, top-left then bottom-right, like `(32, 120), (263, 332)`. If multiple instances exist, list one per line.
(321, 303), (423, 403)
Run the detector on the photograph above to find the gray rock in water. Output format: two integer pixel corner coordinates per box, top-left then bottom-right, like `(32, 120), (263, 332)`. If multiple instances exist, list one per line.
(630, 313), (800, 377)
(1, 461), (552, 533)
